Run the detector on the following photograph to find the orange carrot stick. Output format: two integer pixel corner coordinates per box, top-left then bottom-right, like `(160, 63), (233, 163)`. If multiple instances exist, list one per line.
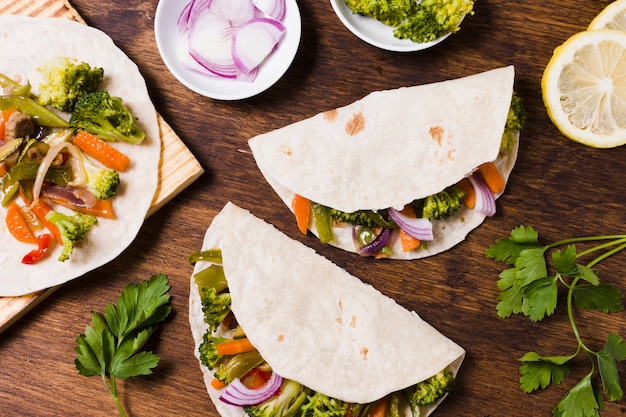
(456, 178), (476, 209)
(399, 205), (420, 252)
(369, 396), (389, 417)
(477, 162), (505, 194)
(215, 338), (256, 356)
(292, 194), (311, 235)
(73, 130), (130, 172)
(210, 378), (227, 390)
(6, 201), (37, 244)
(28, 199), (62, 245)
(49, 197), (116, 219)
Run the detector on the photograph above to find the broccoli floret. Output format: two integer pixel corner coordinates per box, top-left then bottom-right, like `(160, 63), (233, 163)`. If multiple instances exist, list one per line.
(80, 154), (120, 200)
(300, 392), (348, 417)
(344, 0), (418, 26)
(416, 186), (467, 220)
(199, 286), (232, 332)
(70, 90), (146, 144)
(45, 209), (97, 261)
(37, 56), (104, 112)
(198, 332), (228, 370)
(501, 92), (526, 151)
(328, 209), (396, 229)
(345, 0), (474, 43)
(244, 380), (309, 417)
(406, 369), (455, 412)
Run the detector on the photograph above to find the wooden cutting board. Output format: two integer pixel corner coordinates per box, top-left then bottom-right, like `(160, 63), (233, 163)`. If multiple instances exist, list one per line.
(0, 0), (204, 332)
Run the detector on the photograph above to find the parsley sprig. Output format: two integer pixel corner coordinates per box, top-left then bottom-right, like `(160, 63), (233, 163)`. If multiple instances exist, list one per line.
(486, 226), (626, 417)
(74, 273), (172, 417)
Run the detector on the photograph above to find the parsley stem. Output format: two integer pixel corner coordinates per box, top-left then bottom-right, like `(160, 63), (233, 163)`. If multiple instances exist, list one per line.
(103, 374), (127, 417)
(546, 235), (626, 252)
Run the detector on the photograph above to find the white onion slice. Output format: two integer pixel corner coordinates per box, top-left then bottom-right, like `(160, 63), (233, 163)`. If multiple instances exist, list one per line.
(388, 207), (434, 241)
(211, 0), (255, 25)
(218, 372), (283, 406)
(32, 142), (86, 205)
(253, 0), (286, 21)
(232, 18), (286, 74)
(468, 174), (496, 216)
(187, 12), (238, 79)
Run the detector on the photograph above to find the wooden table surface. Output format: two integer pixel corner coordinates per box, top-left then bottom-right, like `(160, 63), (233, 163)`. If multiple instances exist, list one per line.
(2, 0), (626, 416)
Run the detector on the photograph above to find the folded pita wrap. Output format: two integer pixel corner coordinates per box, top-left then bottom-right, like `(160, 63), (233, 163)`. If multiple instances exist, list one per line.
(189, 202), (465, 417)
(249, 66), (519, 259)
(0, 16), (160, 296)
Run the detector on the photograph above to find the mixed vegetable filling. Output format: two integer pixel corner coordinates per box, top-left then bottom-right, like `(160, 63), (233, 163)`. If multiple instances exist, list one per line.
(190, 249), (456, 417)
(0, 56), (145, 264)
(292, 93), (526, 258)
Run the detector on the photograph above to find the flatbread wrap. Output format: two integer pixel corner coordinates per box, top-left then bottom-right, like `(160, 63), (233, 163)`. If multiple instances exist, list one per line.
(248, 66), (523, 259)
(0, 16), (160, 296)
(189, 202), (465, 417)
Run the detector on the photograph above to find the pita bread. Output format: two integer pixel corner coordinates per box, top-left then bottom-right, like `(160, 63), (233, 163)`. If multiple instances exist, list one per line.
(249, 66), (519, 259)
(0, 16), (160, 296)
(189, 203), (465, 416)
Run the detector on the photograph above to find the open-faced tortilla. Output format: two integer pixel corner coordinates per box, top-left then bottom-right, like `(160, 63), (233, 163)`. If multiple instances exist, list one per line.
(189, 202), (465, 417)
(0, 16), (160, 296)
(249, 66), (519, 260)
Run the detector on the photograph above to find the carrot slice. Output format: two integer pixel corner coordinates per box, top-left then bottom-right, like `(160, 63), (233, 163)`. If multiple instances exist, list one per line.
(215, 338), (256, 356)
(398, 205), (420, 252)
(210, 378), (227, 390)
(369, 396), (389, 417)
(6, 201), (37, 243)
(456, 178), (476, 209)
(49, 197), (116, 219)
(0, 107), (18, 140)
(477, 162), (505, 194)
(27, 198), (62, 245)
(292, 194), (311, 235)
(73, 130), (130, 172)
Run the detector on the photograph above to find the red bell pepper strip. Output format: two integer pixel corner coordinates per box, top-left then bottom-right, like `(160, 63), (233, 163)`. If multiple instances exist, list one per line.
(22, 233), (53, 264)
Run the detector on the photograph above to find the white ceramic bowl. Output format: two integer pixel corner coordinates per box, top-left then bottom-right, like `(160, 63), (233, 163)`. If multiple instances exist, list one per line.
(155, 0), (302, 100)
(330, 0), (453, 52)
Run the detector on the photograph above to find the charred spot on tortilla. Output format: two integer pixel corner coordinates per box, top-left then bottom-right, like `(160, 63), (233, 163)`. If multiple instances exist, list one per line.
(323, 108), (338, 122)
(277, 334), (285, 342)
(350, 316), (357, 328)
(278, 144), (292, 156)
(360, 346), (369, 360)
(345, 112), (365, 136)
(429, 126), (445, 145)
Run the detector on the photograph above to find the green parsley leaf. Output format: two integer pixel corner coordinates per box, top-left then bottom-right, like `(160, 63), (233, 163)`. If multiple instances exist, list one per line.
(552, 373), (602, 417)
(597, 333), (626, 401)
(519, 351), (573, 393)
(521, 276), (558, 322)
(485, 224), (541, 264)
(74, 273), (172, 417)
(573, 285), (624, 313)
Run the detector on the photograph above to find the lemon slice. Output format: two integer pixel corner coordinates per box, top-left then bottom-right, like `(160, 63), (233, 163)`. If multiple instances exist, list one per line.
(589, 0), (626, 31)
(541, 29), (626, 148)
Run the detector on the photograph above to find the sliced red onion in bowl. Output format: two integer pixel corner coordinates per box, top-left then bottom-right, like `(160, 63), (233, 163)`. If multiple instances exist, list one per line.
(187, 12), (239, 79)
(232, 18), (286, 74)
(212, 0), (256, 25)
(219, 372), (283, 406)
(388, 207), (434, 241)
(468, 174), (496, 216)
(253, 0), (286, 21)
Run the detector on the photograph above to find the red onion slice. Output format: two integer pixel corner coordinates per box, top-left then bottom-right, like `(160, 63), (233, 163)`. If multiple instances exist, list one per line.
(388, 207), (434, 241)
(211, 0), (255, 25)
(353, 226), (392, 257)
(219, 372), (283, 406)
(41, 185), (97, 209)
(32, 142), (86, 205)
(187, 12), (239, 79)
(231, 18), (286, 74)
(468, 174), (496, 216)
(253, 0), (286, 21)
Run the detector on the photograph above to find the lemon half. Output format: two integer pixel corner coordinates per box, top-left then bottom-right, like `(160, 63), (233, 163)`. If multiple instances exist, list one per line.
(541, 29), (626, 148)
(589, 0), (626, 31)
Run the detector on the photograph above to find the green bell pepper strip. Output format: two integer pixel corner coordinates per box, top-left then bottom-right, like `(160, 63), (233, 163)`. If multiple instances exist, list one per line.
(217, 350), (265, 384)
(1, 162), (72, 206)
(193, 264), (228, 294)
(311, 203), (334, 243)
(0, 96), (69, 127)
(188, 248), (223, 264)
(0, 73), (31, 97)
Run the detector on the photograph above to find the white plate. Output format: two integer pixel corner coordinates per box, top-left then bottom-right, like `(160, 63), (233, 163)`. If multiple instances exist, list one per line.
(155, 0), (302, 100)
(330, 0), (453, 52)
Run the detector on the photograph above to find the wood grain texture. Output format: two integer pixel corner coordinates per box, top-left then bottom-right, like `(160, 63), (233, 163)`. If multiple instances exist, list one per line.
(0, 0), (203, 333)
(1, 0), (626, 417)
